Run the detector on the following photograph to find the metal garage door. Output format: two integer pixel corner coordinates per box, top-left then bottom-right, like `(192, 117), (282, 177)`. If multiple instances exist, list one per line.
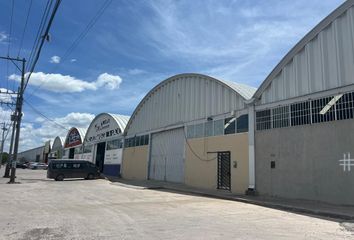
(149, 128), (185, 183)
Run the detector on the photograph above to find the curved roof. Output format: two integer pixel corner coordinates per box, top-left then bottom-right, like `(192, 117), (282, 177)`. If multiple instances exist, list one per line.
(124, 73), (256, 134)
(104, 113), (130, 132)
(53, 136), (64, 146)
(51, 136), (65, 151)
(254, 0), (354, 99)
(84, 113), (130, 143)
(64, 127), (87, 148)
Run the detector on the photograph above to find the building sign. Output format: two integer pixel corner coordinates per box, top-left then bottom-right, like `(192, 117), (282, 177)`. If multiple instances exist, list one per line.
(65, 128), (82, 148)
(85, 115), (122, 143)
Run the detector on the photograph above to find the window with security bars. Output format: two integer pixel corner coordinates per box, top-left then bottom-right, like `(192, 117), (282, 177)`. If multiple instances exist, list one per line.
(336, 92), (354, 120)
(312, 97), (335, 123)
(290, 101), (311, 126)
(272, 106), (289, 128)
(256, 109), (271, 130)
(256, 90), (354, 131)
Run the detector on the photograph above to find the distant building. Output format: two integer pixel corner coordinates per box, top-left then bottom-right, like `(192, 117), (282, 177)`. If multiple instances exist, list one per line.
(17, 146), (46, 163)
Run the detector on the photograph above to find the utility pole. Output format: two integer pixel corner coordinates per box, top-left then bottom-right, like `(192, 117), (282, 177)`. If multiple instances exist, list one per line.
(0, 122), (8, 168)
(9, 58), (26, 184)
(3, 120), (15, 178)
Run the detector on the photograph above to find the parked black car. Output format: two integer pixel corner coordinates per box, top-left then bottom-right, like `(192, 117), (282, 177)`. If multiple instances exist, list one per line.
(16, 162), (27, 169)
(47, 159), (100, 181)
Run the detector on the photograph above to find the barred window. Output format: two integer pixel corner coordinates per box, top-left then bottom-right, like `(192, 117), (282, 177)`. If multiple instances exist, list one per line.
(106, 140), (120, 150)
(83, 145), (92, 153)
(144, 135), (149, 145)
(290, 101), (311, 126)
(312, 97), (335, 123)
(237, 114), (249, 133)
(272, 106), (289, 128)
(336, 92), (354, 120)
(256, 109), (271, 130)
(224, 117), (236, 135)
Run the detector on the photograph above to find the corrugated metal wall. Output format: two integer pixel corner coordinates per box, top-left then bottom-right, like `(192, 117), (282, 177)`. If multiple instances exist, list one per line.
(149, 128), (185, 183)
(127, 75), (246, 135)
(260, 6), (354, 104)
(17, 146), (45, 162)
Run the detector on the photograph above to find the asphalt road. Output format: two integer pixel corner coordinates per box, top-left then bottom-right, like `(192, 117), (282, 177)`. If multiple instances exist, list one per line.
(0, 168), (353, 240)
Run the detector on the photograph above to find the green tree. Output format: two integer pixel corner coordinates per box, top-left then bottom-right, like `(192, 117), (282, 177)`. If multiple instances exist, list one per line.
(1, 152), (8, 164)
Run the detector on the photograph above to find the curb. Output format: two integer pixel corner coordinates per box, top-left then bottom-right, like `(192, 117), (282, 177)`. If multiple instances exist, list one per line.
(158, 186), (354, 221)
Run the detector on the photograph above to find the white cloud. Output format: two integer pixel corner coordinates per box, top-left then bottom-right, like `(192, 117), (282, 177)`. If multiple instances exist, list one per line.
(95, 73), (122, 90)
(50, 55), (61, 64)
(128, 68), (146, 75)
(139, 0), (342, 84)
(70, 59), (77, 62)
(9, 72), (123, 93)
(0, 32), (8, 43)
(0, 107), (12, 124)
(16, 112), (95, 152)
(0, 88), (16, 103)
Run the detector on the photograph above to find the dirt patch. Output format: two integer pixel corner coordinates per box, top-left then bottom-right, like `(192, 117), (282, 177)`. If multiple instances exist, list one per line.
(18, 227), (64, 240)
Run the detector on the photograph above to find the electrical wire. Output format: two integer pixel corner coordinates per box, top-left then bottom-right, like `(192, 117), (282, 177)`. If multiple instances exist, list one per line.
(17, 0), (33, 58)
(24, 0), (62, 92)
(26, 0), (113, 99)
(26, 0), (52, 73)
(24, 99), (69, 131)
(7, 0), (14, 57)
(183, 129), (217, 162)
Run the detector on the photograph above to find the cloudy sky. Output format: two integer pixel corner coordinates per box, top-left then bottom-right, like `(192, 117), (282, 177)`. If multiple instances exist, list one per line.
(0, 0), (345, 151)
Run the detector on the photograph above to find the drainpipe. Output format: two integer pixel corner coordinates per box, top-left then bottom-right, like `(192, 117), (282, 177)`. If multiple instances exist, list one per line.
(246, 98), (256, 195)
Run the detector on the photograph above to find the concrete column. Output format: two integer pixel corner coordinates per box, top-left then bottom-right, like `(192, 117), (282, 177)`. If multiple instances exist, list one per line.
(248, 103), (256, 192)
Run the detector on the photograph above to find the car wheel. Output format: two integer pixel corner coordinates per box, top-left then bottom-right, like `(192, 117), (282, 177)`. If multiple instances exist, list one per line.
(86, 173), (95, 180)
(55, 174), (64, 181)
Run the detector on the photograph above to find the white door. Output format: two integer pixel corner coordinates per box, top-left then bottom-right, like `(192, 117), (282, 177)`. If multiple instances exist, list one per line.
(149, 128), (185, 183)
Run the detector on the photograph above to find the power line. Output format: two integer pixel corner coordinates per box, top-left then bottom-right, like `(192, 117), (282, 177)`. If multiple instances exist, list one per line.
(6, 0), (15, 91)
(24, 0), (62, 91)
(26, 0), (52, 73)
(26, 0), (113, 99)
(7, 0), (14, 56)
(17, 0), (33, 58)
(24, 99), (68, 131)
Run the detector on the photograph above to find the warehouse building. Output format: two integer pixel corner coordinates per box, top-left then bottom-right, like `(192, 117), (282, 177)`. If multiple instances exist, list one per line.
(122, 73), (256, 194)
(63, 127), (86, 159)
(49, 136), (64, 159)
(82, 113), (129, 176)
(17, 145), (45, 163)
(251, 0), (354, 205)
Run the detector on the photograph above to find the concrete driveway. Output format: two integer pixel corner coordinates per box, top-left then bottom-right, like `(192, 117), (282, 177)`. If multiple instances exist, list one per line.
(0, 168), (352, 240)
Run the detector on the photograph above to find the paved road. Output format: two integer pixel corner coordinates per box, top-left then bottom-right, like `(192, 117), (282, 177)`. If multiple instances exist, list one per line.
(0, 168), (353, 240)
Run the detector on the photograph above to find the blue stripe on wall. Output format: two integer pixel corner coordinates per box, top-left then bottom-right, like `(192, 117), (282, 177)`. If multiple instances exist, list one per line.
(103, 164), (121, 177)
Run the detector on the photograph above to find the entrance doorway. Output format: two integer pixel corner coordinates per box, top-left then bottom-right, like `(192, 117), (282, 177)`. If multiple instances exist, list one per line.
(217, 151), (231, 190)
(69, 148), (75, 159)
(96, 142), (106, 172)
(149, 128), (185, 183)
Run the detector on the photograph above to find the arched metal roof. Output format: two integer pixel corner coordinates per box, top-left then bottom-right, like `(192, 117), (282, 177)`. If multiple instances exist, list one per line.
(83, 113), (130, 143)
(64, 127), (87, 148)
(254, 0), (354, 99)
(52, 136), (65, 149)
(124, 73), (256, 135)
(106, 113), (130, 132)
